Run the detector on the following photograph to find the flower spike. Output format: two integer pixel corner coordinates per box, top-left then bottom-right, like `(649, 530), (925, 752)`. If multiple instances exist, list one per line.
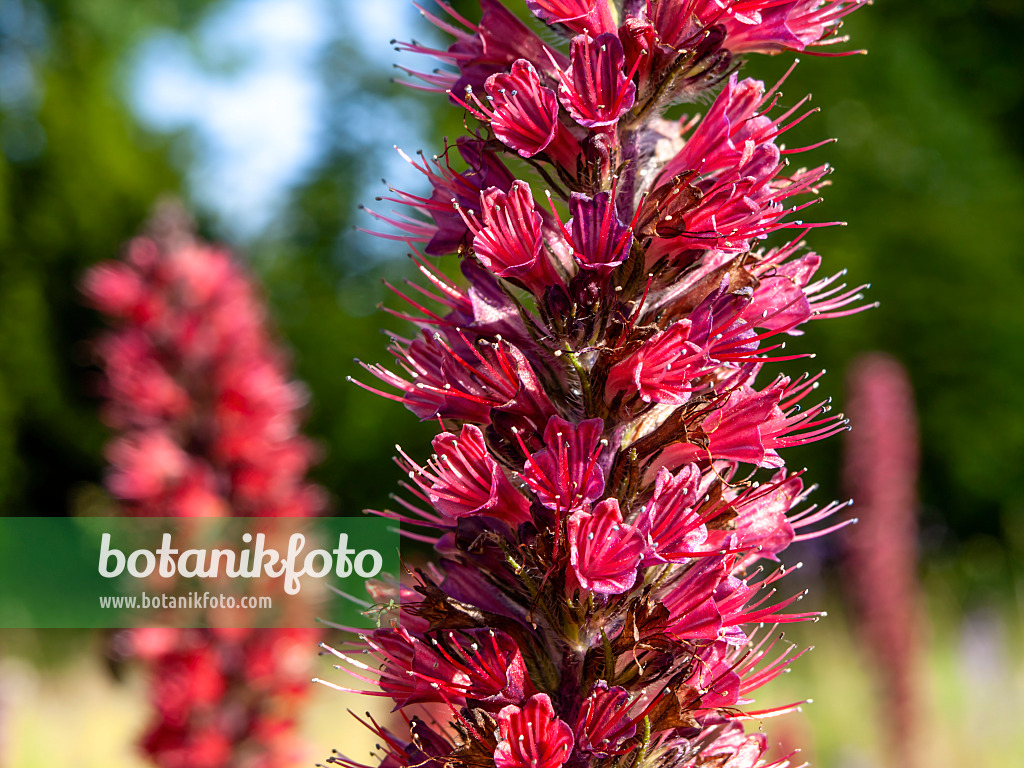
(329, 2), (874, 768)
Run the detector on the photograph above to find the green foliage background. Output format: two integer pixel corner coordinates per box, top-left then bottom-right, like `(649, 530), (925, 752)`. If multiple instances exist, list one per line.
(1, 0), (1022, 603)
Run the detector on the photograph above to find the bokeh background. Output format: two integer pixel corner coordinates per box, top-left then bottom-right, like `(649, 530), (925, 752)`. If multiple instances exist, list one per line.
(0, 0), (1022, 766)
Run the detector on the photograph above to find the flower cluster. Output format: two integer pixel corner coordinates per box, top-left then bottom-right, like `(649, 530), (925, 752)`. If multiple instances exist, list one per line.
(85, 215), (324, 768)
(127, 627), (319, 768)
(83, 219), (324, 517)
(329, 2), (870, 768)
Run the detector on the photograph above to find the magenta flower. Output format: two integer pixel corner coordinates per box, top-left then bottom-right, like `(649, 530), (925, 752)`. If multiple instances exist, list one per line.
(335, 626), (535, 708)
(567, 498), (644, 595)
(326, 2), (873, 767)
(464, 181), (563, 292)
(397, 0), (566, 95)
(647, 0), (867, 57)
(656, 374), (847, 471)
(637, 465), (710, 564)
(556, 33), (637, 128)
(495, 694), (574, 768)
(573, 681), (637, 756)
(562, 191), (632, 273)
(647, 73), (831, 259)
(399, 423), (533, 526)
(457, 59), (585, 170)
(521, 415), (606, 513)
(365, 138), (516, 256)
(605, 319), (711, 405)
(483, 60), (561, 156)
(526, 0), (617, 36)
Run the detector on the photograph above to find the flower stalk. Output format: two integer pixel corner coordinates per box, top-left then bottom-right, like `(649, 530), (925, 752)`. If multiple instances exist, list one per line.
(333, 1), (872, 766)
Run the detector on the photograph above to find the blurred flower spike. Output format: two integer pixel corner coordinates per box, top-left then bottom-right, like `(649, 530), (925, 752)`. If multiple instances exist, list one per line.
(84, 206), (323, 768)
(83, 206), (325, 517)
(326, 1), (873, 768)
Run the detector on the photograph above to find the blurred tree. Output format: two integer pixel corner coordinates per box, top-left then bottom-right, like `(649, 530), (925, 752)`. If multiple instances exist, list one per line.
(256, 25), (440, 518)
(0, 0), (217, 514)
(748, 0), (1024, 574)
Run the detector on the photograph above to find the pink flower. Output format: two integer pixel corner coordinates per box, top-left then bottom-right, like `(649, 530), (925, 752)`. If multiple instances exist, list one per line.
(647, 73), (830, 259)
(563, 191), (632, 273)
(715, 0), (869, 54)
(605, 320), (710, 405)
(657, 374), (847, 470)
(556, 33), (636, 128)
(86, 228), (324, 516)
(522, 416), (606, 513)
(86, 219), (323, 768)
(400, 423), (532, 526)
(526, 0), (617, 35)
(708, 470), (801, 560)
(645, 0), (866, 57)
(843, 354), (922, 767)
(567, 499), (644, 595)
(359, 330), (556, 433)
(105, 430), (189, 503)
(680, 721), (770, 768)
(637, 465), (710, 564)
(574, 681), (637, 755)
(495, 694), (574, 768)
(481, 60), (562, 158)
(365, 138), (516, 256)
(463, 182), (563, 293)
(396, 0), (566, 95)
(346, 626), (536, 709)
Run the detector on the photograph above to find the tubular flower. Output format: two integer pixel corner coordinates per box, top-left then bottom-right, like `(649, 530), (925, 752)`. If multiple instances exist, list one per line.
(85, 214), (324, 768)
(328, 2), (871, 768)
(562, 191), (632, 273)
(526, 0), (617, 36)
(521, 415), (607, 513)
(567, 498), (644, 595)
(556, 33), (637, 129)
(464, 181), (564, 291)
(495, 694), (574, 768)
(399, 423), (533, 526)
(455, 60), (582, 170)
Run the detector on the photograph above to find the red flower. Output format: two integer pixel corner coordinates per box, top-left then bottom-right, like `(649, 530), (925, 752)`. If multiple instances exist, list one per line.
(481, 60), (562, 158)
(567, 499), (644, 595)
(574, 681), (637, 755)
(495, 694), (574, 768)
(526, 0), (617, 35)
(522, 416), (606, 514)
(400, 423), (532, 526)
(562, 191), (632, 273)
(556, 33), (636, 128)
(464, 182), (563, 293)
(637, 465), (710, 564)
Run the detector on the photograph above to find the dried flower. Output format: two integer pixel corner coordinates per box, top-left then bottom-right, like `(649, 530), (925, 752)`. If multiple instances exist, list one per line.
(325, 3), (871, 768)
